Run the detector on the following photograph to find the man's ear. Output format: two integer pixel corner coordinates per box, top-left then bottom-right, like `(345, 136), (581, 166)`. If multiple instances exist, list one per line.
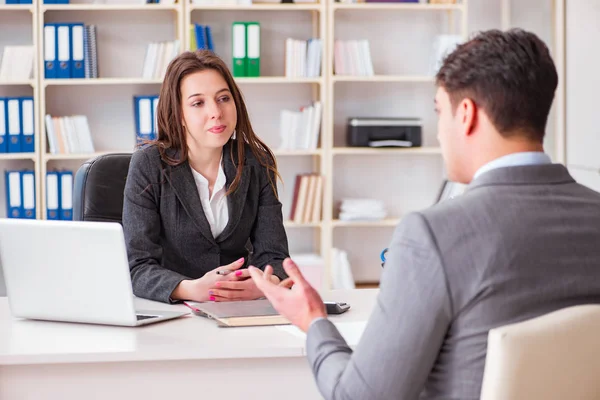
(458, 98), (477, 137)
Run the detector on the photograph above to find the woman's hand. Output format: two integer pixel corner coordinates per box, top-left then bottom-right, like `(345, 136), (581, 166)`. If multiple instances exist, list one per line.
(207, 266), (283, 302)
(170, 257), (246, 302)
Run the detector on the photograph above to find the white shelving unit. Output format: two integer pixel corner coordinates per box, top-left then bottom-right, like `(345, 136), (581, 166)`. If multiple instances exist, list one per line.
(1, 0), (569, 289)
(0, 3), (40, 218)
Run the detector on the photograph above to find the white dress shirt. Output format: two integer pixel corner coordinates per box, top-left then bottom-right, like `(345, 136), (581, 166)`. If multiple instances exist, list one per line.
(190, 160), (229, 239)
(473, 151), (552, 180)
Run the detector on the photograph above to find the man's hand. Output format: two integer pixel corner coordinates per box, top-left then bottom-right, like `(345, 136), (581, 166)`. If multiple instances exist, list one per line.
(249, 257), (327, 332)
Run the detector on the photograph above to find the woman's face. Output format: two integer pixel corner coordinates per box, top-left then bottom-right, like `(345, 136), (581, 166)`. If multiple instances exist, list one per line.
(180, 69), (237, 152)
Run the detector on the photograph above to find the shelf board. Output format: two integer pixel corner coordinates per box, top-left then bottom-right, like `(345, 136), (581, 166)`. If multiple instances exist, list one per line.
(333, 3), (464, 11)
(41, 4), (178, 11)
(0, 5), (34, 12)
(274, 149), (322, 157)
(0, 80), (35, 87)
(333, 75), (435, 83)
(284, 221), (323, 228)
(332, 147), (442, 156)
(0, 153), (36, 161)
(332, 218), (400, 228)
(190, 3), (322, 11)
(355, 281), (380, 289)
(234, 77), (323, 85)
(43, 78), (163, 86)
(44, 151), (132, 161)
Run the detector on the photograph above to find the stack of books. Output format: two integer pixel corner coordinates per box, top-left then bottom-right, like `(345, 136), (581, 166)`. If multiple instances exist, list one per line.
(333, 40), (374, 76)
(338, 198), (386, 221)
(45, 115), (95, 155)
(0, 46), (34, 81)
(279, 101), (322, 151)
(190, 24), (214, 52)
(289, 173), (323, 224)
(284, 38), (322, 78)
(142, 40), (180, 79)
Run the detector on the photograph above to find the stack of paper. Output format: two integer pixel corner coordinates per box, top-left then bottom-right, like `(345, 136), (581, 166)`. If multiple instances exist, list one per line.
(339, 198), (386, 221)
(142, 40), (181, 79)
(45, 115), (95, 155)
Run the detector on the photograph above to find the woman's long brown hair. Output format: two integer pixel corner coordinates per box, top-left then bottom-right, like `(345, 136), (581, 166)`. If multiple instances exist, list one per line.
(154, 50), (280, 196)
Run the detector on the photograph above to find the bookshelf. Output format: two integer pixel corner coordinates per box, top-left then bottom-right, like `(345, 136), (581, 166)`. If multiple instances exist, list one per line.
(0, 0), (565, 289)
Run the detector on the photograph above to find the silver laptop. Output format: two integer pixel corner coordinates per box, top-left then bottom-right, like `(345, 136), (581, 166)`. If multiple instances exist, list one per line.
(0, 219), (188, 326)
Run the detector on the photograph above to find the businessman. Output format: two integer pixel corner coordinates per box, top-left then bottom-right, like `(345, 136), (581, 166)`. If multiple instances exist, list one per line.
(249, 28), (600, 400)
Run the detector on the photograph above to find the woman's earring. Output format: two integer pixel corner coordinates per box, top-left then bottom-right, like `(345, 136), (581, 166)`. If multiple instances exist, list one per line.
(232, 129), (237, 139)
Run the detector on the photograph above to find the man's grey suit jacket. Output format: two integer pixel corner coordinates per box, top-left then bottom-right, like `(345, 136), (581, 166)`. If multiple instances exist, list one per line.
(307, 164), (600, 400)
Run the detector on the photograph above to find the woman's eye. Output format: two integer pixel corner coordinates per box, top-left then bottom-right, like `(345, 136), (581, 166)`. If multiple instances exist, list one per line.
(219, 96), (230, 103)
(192, 101), (203, 107)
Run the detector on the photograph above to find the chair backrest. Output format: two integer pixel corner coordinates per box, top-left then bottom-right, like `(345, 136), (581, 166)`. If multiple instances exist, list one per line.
(480, 304), (600, 400)
(73, 153), (132, 224)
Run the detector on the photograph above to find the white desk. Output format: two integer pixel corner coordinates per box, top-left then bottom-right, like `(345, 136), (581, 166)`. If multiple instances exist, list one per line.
(0, 289), (378, 400)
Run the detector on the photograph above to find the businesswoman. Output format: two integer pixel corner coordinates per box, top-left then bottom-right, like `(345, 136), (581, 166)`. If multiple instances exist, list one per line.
(123, 50), (290, 304)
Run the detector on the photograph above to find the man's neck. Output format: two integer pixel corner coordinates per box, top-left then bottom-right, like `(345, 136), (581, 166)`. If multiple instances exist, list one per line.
(468, 138), (545, 181)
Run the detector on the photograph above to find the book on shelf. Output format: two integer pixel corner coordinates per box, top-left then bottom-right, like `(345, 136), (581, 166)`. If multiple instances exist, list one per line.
(190, 24), (214, 52)
(429, 34), (463, 75)
(333, 40), (374, 76)
(45, 114), (95, 155)
(44, 23), (98, 79)
(279, 101), (321, 151)
(142, 40), (180, 79)
(0, 46), (34, 81)
(289, 173), (323, 224)
(183, 299), (290, 327)
(0, 97), (35, 154)
(284, 38), (322, 78)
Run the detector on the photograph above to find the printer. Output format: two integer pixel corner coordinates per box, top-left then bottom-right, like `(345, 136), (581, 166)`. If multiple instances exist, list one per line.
(346, 117), (422, 148)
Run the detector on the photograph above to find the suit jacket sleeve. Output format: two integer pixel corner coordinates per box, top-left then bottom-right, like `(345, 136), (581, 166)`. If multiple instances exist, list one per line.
(248, 164), (290, 280)
(306, 212), (453, 400)
(122, 150), (189, 303)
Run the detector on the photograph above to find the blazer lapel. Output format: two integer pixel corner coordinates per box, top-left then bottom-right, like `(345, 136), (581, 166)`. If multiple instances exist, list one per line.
(161, 153), (216, 245)
(217, 143), (251, 243)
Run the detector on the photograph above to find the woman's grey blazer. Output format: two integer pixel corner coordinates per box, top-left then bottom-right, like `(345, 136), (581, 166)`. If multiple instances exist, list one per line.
(122, 141), (290, 303)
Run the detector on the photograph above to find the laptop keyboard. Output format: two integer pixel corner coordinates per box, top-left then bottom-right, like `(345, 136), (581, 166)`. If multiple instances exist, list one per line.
(137, 314), (159, 321)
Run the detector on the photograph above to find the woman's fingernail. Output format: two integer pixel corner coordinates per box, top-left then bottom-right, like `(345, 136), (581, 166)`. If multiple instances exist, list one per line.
(209, 296), (215, 301)
(238, 257), (244, 263)
(215, 282), (221, 287)
(235, 270), (242, 276)
(208, 290), (214, 295)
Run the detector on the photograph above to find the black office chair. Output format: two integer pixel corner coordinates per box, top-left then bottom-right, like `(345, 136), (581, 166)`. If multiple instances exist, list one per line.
(73, 153), (132, 224)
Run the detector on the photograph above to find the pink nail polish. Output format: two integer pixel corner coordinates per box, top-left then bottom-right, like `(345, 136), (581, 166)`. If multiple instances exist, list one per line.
(235, 270), (242, 276)
(209, 296), (215, 301)
(215, 282), (221, 287)
(238, 257), (244, 263)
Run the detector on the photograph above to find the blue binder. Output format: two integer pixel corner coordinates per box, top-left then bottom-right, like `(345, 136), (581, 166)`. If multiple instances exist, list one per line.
(56, 24), (71, 79)
(46, 171), (61, 220)
(20, 0), (33, 4)
(195, 24), (207, 50)
(44, 0), (57, 4)
(5, 170), (22, 219)
(70, 23), (85, 79)
(205, 26), (214, 51)
(58, 171), (73, 220)
(134, 96), (154, 144)
(6, 98), (21, 153)
(0, 98), (7, 153)
(20, 170), (36, 219)
(6, 0), (20, 4)
(20, 97), (35, 153)
(55, 0), (69, 4)
(44, 24), (57, 79)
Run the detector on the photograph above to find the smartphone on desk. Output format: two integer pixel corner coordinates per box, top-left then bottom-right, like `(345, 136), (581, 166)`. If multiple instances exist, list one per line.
(325, 301), (350, 315)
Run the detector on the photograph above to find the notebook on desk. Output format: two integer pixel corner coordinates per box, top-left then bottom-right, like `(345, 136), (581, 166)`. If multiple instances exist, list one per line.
(183, 299), (290, 327)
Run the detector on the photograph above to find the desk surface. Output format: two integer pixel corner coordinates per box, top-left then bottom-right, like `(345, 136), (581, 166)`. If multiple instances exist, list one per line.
(0, 289), (378, 366)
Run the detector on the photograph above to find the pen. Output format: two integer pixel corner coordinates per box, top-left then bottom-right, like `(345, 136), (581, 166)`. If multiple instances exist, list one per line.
(216, 270), (232, 275)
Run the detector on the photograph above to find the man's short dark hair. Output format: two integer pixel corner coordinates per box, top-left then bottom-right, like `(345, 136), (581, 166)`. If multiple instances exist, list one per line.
(436, 29), (558, 142)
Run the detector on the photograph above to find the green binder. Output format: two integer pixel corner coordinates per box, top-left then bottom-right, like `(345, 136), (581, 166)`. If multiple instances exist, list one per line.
(246, 22), (260, 77)
(232, 22), (246, 77)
